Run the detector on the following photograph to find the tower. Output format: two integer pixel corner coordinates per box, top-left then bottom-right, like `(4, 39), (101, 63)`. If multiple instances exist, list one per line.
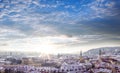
(80, 50), (82, 58)
(99, 49), (102, 57)
(98, 49), (102, 62)
(79, 50), (85, 63)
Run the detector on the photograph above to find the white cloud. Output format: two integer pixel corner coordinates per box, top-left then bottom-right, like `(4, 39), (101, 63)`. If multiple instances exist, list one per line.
(0, 35), (85, 54)
(89, 0), (117, 17)
(29, 24), (59, 36)
(0, 27), (26, 40)
(0, 3), (5, 8)
(64, 5), (75, 9)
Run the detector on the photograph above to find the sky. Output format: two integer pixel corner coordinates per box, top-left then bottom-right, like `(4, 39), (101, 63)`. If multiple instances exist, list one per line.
(0, 0), (120, 54)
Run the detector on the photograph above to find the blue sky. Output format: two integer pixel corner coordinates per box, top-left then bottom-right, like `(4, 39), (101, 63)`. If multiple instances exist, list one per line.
(0, 0), (120, 54)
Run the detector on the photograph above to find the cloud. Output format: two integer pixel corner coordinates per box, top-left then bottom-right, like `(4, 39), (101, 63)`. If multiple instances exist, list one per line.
(89, 0), (117, 17)
(0, 35), (86, 53)
(0, 0), (119, 36)
(0, 26), (26, 41)
(0, 0), (120, 53)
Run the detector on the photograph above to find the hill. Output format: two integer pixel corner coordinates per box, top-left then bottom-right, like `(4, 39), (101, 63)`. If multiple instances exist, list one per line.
(83, 47), (120, 56)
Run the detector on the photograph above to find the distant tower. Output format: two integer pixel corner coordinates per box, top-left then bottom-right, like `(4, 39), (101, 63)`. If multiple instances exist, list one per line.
(98, 49), (102, 62)
(57, 53), (60, 58)
(80, 50), (82, 58)
(79, 50), (85, 63)
(99, 49), (102, 56)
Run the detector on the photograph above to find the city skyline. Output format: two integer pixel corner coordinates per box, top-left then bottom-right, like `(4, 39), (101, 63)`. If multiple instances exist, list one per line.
(0, 0), (120, 54)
